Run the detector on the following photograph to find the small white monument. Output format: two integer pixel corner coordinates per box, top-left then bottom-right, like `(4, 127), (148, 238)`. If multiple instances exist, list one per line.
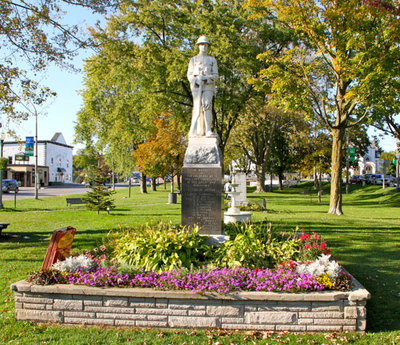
(224, 172), (252, 224)
(233, 171), (248, 206)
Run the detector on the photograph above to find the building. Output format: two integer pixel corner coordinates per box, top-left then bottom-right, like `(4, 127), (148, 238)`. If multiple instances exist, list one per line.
(3, 133), (73, 186)
(351, 141), (384, 175)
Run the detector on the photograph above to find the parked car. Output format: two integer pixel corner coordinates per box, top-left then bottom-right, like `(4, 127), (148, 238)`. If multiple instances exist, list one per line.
(349, 175), (365, 184)
(374, 174), (395, 186)
(363, 173), (378, 185)
(2, 179), (19, 193)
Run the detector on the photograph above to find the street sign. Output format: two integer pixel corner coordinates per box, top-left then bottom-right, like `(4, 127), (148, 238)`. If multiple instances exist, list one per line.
(348, 147), (356, 162)
(25, 136), (34, 157)
(15, 154), (28, 162)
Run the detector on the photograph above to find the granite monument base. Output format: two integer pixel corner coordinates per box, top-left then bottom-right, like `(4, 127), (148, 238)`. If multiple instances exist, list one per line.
(181, 166), (222, 235)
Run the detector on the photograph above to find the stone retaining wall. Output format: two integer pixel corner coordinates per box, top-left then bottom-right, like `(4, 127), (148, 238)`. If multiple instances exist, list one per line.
(11, 279), (370, 332)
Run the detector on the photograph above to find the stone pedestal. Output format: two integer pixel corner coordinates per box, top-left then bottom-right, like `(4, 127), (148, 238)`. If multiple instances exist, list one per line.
(182, 136), (222, 235)
(224, 211), (252, 224)
(234, 171), (248, 206)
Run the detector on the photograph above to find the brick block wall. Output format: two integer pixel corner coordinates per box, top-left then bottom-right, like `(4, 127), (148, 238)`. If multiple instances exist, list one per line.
(11, 278), (370, 332)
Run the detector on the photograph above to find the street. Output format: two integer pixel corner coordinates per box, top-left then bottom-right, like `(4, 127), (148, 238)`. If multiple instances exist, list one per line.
(2, 184), (128, 201)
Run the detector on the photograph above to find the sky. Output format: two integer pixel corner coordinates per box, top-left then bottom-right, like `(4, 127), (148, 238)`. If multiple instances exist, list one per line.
(5, 4), (399, 154)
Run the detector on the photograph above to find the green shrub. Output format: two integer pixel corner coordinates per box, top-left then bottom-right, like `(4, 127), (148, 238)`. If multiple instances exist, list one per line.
(213, 229), (271, 269)
(111, 222), (212, 273)
(216, 222), (301, 268)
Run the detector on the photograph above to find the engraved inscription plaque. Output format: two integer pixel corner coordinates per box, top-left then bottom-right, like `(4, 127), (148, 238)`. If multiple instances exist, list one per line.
(182, 167), (222, 235)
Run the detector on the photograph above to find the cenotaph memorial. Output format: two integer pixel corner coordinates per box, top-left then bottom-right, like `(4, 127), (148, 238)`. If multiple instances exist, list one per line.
(181, 36), (223, 236)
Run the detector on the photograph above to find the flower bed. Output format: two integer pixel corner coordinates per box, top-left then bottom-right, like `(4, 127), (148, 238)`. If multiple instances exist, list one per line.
(11, 277), (370, 332)
(12, 223), (371, 331)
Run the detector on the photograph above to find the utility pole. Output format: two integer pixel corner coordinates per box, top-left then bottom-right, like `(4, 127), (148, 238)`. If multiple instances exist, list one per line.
(35, 110), (39, 199)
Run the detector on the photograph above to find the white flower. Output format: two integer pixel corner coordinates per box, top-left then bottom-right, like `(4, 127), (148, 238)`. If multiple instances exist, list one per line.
(52, 255), (97, 273)
(296, 254), (341, 279)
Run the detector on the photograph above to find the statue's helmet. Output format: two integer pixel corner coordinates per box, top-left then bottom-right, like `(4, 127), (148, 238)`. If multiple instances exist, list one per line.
(196, 36), (210, 45)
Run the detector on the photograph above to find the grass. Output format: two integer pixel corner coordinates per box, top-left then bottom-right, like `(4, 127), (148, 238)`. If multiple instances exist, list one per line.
(0, 182), (400, 344)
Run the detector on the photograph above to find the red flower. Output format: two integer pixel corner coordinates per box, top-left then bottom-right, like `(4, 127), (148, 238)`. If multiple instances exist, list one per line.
(305, 244), (311, 249)
(314, 234), (320, 240)
(313, 244), (318, 249)
(320, 242), (326, 251)
(299, 233), (310, 240)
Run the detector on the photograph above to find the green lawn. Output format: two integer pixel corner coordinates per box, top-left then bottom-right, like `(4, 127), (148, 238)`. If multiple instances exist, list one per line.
(0, 183), (399, 344)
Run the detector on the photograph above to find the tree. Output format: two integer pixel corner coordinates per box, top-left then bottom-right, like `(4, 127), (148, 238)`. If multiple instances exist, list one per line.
(380, 151), (396, 175)
(229, 103), (291, 192)
(83, 169), (115, 215)
(247, 0), (400, 215)
(269, 112), (310, 190)
(0, 0), (117, 126)
(133, 113), (186, 193)
(75, 0), (285, 163)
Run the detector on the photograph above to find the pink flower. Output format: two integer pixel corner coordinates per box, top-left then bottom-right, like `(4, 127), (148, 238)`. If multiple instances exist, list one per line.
(305, 244), (311, 249)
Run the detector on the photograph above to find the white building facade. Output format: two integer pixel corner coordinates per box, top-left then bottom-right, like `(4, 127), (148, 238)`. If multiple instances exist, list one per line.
(351, 142), (384, 175)
(3, 133), (73, 186)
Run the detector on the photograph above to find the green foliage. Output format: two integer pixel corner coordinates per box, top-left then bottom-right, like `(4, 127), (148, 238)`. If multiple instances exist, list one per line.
(216, 222), (301, 269)
(247, 0), (400, 214)
(0, 157), (8, 171)
(0, 0), (114, 124)
(213, 230), (271, 269)
(75, 0), (285, 159)
(83, 173), (115, 214)
(112, 222), (212, 273)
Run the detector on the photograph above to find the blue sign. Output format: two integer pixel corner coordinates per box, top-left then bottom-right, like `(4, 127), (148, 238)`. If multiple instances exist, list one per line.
(25, 136), (34, 157)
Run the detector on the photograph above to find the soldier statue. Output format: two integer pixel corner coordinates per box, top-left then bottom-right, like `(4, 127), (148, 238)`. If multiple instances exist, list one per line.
(187, 36), (219, 137)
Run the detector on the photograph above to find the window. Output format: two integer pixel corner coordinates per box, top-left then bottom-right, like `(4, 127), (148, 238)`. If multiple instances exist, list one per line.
(51, 158), (54, 164)
(8, 156), (12, 164)
(66, 160), (69, 168)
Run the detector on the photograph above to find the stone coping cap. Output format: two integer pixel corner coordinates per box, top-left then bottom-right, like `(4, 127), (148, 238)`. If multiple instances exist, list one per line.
(11, 277), (370, 302)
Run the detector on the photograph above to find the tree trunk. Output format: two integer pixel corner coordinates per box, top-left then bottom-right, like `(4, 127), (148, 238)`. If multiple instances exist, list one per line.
(177, 172), (181, 192)
(151, 177), (157, 191)
(171, 174), (174, 193)
(255, 164), (267, 192)
(164, 176), (167, 189)
(140, 172), (147, 194)
(128, 179), (131, 198)
(270, 172), (273, 192)
(278, 173), (283, 191)
(313, 165), (318, 190)
(328, 127), (345, 215)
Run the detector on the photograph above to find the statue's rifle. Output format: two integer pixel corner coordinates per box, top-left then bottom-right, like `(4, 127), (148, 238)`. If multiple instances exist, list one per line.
(197, 73), (205, 135)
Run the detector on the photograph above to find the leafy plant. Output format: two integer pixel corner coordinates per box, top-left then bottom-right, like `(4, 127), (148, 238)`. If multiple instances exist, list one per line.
(213, 230), (271, 269)
(27, 269), (66, 285)
(112, 222), (212, 273)
(219, 222), (302, 268)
